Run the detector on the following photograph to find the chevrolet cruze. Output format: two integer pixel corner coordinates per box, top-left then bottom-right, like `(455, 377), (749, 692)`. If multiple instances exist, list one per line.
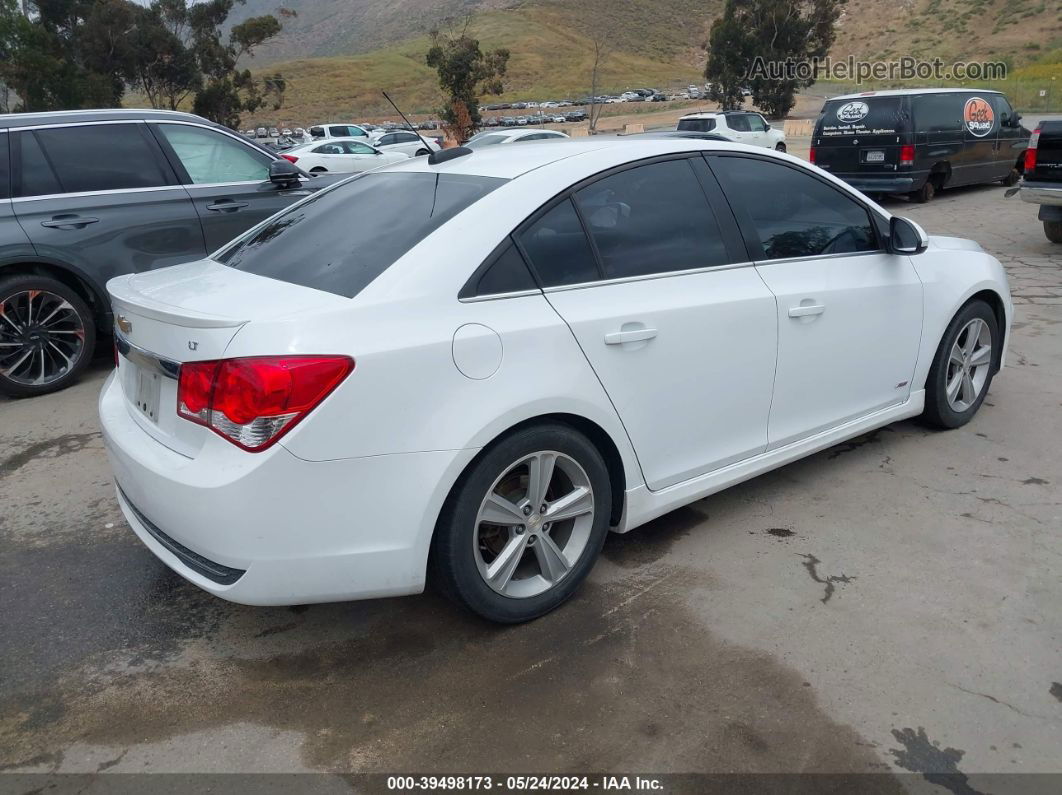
(100, 140), (1012, 623)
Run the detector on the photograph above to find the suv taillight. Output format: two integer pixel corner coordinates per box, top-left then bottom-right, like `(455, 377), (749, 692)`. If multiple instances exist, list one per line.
(177, 356), (354, 451)
(1024, 127), (1040, 172)
(899, 145), (915, 167)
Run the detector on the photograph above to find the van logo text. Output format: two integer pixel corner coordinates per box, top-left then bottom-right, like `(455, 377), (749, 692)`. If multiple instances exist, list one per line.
(836, 101), (869, 123)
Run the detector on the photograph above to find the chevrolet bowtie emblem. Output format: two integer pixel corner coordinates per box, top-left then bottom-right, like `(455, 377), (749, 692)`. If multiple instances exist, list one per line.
(116, 315), (132, 334)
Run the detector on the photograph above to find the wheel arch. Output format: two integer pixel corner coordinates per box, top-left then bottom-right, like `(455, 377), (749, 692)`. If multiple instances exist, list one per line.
(0, 259), (108, 331)
(928, 160), (951, 187)
(966, 288), (1007, 375)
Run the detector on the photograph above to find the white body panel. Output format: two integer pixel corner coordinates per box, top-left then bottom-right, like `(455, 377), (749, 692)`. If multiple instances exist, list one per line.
(99, 139), (1013, 606)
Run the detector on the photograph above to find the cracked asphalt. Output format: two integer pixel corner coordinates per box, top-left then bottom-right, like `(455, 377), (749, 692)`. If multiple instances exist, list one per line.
(1, 156), (1060, 789)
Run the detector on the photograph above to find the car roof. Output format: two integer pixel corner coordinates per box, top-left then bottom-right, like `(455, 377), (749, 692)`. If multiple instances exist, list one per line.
(382, 138), (752, 180)
(0, 108), (221, 130)
(828, 88), (1005, 101)
(679, 110), (751, 119)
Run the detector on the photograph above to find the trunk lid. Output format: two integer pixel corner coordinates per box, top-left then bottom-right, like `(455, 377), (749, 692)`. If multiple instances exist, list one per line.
(107, 259), (350, 457)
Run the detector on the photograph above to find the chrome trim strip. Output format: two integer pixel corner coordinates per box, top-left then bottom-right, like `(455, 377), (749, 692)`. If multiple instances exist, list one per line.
(14, 119), (151, 132)
(11, 185), (189, 204)
(115, 332), (181, 380)
(751, 248), (887, 266)
(459, 288), (542, 303)
(540, 260), (757, 294)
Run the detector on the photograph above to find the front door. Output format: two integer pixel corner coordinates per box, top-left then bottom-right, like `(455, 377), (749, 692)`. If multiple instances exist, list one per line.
(711, 154), (923, 448)
(150, 122), (315, 252)
(517, 157), (777, 490)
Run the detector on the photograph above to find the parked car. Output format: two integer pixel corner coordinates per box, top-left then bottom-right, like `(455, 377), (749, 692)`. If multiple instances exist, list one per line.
(678, 111), (787, 151)
(811, 89), (1029, 203)
(552, 115), (567, 124)
(0, 109), (347, 397)
(515, 116), (529, 126)
(307, 123), (372, 141)
(1017, 120), (1062, 242)
(623, 131), (731, 143)
(281, 128), (292, 137)
(280, 137), (409, 173)
(565, 110), (588, 122)
(501, 116), (517, 127)
(464, 128), (570, 149)
(101, 139), (1011, 623)
(369, 129), (441, 157)
(650, 93), (667, 102)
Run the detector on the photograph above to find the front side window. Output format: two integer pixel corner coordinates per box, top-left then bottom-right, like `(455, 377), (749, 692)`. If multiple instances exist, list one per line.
(574, 159), (730, 279)
(378, 134), (395, 146)
(677, 117), (716, 133)
(518, 199), (599, 287)
(216, 172), (505, 298)
(18, 124), (169, 197)
(345, 141), (376, 155)
(158, 124), (272, 184)
(747, 115), (768, 132)
(713, 156), (878, 260)
(727, 115), (751, 132)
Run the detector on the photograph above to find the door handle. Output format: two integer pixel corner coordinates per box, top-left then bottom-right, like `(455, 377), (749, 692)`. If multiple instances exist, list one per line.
(40, 215), (99, 229)
(604, 327), (658, 345)
(788, 304), (826, 318)
(205, 201), (249, 212)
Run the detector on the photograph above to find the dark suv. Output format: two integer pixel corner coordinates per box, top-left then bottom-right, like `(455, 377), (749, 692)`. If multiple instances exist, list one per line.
(811, 89), (1029, 203)
(0, 109), (344, 397)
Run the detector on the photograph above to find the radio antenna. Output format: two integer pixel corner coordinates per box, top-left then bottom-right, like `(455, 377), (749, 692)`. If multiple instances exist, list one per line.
(382, 91), (437, 152)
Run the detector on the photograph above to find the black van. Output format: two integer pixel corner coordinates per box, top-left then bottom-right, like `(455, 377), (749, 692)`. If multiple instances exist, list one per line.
(811, 89), (1029, 202)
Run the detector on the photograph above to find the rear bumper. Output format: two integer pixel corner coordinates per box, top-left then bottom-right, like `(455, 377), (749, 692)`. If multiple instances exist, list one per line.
(830, 174), (920, 194)
(99, 372), (475, 606)
(1019, 182), (1062, 207)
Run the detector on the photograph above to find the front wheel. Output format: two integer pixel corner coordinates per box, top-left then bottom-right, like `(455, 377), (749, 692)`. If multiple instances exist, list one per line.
(415, 148), (430, 156)
(430, 424), (611, 623)
(0, 274), (96, 398)
(774, 142), (786, 152)
(922, 300), (998, 429)
(1045, 220), (1062, 244)
(1001, 167), (1020, 187)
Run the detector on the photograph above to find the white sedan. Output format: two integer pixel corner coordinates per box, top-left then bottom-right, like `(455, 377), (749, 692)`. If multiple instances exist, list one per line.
(465, 128), (569, 149)
(101, 140), (1011, 623)
(370, 129), (442, 157)
(280, 137), (408, 173)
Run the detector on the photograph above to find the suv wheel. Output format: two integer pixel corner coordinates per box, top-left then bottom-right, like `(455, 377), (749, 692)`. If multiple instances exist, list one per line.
(1044, 220), (1062, 244)
(774, 142), (786, 152)
(0, 274), (96, 398)
(430, 424), (611, 623)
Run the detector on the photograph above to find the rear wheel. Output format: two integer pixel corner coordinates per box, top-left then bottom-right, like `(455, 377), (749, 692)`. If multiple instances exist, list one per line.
(0, 274), (96, 398)
(909, 177), (936, 203)
(1001, 167), (1020, 187)
(309, 166), (327, 173)
(415, 148), (430, 156)
(922, 300), (998, 429)
(430, 424), (611, 623)
(1044, 220), (1062, 244)
(774, 142), (786, 152)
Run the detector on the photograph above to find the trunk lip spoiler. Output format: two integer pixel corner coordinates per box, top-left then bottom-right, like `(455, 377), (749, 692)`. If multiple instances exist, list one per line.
(107, 276), (248, 330)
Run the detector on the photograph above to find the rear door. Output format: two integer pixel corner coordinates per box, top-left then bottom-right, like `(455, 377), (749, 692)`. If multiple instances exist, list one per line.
(522, 156), (778, 490)
(150, 121), (317, 252)
(0, 131), (39, 268)
(910, 93), (963, 183)
(711, 154), (923, 448)
(10, 122), (203, 287)
(813, 97), (908, 177)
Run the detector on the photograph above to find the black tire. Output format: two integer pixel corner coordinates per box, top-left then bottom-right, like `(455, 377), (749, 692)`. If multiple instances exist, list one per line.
(775, 142), (786, 152)
(1044, 220), (1062, 244)
(1001, 167), (1020, 187)
(415, 148), (430, 156)
(309, 166), (327, 173)
(430, 423), (612, 623)
(0, 273), (96, 398)
(909, 178), (935, 203)
(922, 300), (998, 429)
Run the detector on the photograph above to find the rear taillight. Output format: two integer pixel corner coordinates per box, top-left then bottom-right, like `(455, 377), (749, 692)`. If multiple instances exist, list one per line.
(899, 145), (915, 167)
(808, 146), (815, 164)
(1024, 127), (1040, 172)
(281, 154), (299, 164)
(177, 356), (354, 452)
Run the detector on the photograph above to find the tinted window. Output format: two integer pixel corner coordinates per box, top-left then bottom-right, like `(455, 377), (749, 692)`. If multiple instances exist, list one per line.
(819, 97), (906, 138)
(518, 199), (599, 287)
(313, 143), (344, 154)
(727, 115), (751, 132)
(713, 157), (877, 260)
(913, 94), (963, 131)
(378, 134), (395, 145)
(0, 133), (9, 200)
(575, 159), (730, 278)
(747, 115), (767, 132)
(677, 117), (716, 132)
(345, 141), (376, 154)
(158, 124), (272, 184)
(310, 126), (325, 138)
(20, 124), (168, 196)
(216, 172), (504, 298)
(989, 94), (1017, 128)
(472, 242), (538, 296)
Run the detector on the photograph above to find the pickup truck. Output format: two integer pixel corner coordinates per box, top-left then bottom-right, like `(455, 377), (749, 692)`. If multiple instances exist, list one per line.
(1019, 120), (1062, 243)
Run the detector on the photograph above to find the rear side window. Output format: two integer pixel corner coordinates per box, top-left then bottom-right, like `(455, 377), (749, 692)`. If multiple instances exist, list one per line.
(18, 124), (169, 196)
(216, 172), (505, 298)
(309, 126), (325, 138)
(0, 133), (9, 200)
(466, 134), (508, 149)
(677, 117), (716, 132)
(574, 159), (730, 279)
(819, 97), (906, 138)
(913, 94), (963, 131)
(713, 156), (878, 260)
(518, 199), (599, 287)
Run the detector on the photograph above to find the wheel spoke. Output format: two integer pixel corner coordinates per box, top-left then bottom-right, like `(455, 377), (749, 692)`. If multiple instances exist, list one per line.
(46, 339), (73, 369)
(949, 345), (965, 369)
(39, 299), (74, 327)
(946, 371), (963, 402)
(968, 344), (992, 368)
(1, 346), (32, 377)
(526, 452), (556, 508)
(486, 534), (528, 590)
(962, 320), (981, 356)
(532, 533), (571, 583)
(544, 486), (593, 523)
(480, 494), (526, 526)
(960, 371), (975, 405)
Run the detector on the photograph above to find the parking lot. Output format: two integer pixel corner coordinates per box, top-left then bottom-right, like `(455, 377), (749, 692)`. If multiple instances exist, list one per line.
(1, 160), (1060, 786)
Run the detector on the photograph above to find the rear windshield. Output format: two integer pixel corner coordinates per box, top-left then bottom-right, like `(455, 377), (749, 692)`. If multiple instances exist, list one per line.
(819, 97), (906, 138)
(677, 117), (716, 132)
(215, 172), (505, 298)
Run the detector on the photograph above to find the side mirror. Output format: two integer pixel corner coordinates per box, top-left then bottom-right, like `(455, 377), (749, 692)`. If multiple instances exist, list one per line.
(888, 216), (928, 255)
(269, 159), (302, 187)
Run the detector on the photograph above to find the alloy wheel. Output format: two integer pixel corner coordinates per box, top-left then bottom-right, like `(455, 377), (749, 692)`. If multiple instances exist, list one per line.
(945, 317), (992, 412)
(0, 289), (86, 387)
(473, 451), (595, 599)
